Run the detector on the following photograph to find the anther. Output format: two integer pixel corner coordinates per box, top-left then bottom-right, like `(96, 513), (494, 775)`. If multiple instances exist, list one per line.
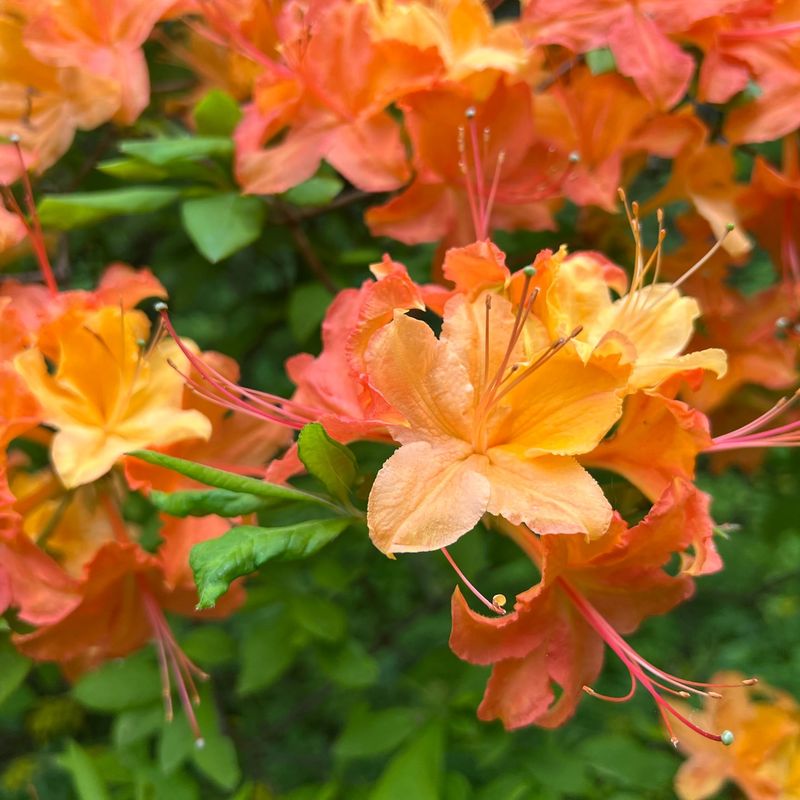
(492, 593), (507, 609)
(721, 730), (735, 746)
(9, 133), (20, 144)
(522, 265), (536, 278)
(465, 106), (476, 119)
(485, 294), (492, 310)
(670, 737), (680, 749)
(742, 678), (759, 686)
(707, 691), (723, 699)
(195, 738), (206, 750)
(568, 150), (580, 163)
(154, 301), (168, 313)
(725, 222), (735, 231)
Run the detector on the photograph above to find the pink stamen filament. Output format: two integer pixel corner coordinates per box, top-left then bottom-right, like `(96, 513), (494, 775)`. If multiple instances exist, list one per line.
(709, 392), (800, 451)
(441, 547), (506, 615)
(158, 307), (314, 429)
(141, 588), (208, 744)
(721, 21), (800, 41)
(560, 578), (733, 745)
(2, 138), (58, 295)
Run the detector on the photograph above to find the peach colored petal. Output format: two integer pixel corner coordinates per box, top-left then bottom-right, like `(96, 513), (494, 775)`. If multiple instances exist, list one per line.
(485, 449), (612, 539)
(367, 439), (489, 554)
(366, 311), (475, 443)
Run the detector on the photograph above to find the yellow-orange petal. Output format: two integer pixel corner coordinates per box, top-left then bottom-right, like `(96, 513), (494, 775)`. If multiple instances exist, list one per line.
(674, 756), (729, 800)
(631, 348), (727, 392)
(485, 449), (612, 539)
(499, 347), (627, 456)
(367, 439), (490, 554)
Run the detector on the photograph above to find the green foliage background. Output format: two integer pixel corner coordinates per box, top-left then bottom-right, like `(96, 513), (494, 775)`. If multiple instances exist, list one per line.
(2, 110), (799, 800)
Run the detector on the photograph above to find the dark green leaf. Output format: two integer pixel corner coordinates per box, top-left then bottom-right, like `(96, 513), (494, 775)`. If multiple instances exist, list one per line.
(150, 488), (269, 518)
(237, 610), (296, 696)
(291, 594), (347, 642)
(369, 721), (444, 800)
(181, 193), (265, 262)
(0, 640), (30, 708)
(193, 90), (243, 136)
(128, 450), (330, 508)
(297, 423), (357, 503)
(38, 187), (180, 229)
(119, 136), (233, 166)
(113, 706), (163, 749)
(190, 519), (349, 609)
(288, 283), (332, 343)
(334, 706), (420, 760)
(72, 653), (162, 711)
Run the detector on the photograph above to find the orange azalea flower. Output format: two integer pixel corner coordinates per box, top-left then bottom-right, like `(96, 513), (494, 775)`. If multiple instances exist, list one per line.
(14, 305), (211, 488)
(19, 0), (176, 125)
(364, 279), (629, 554)
(366, 78), (562, 246)
(235, 0), (442, 195)
(0, 7), (117, 181)
(674, 672), (800, 799)
(521, 0), (762, 110)
(450, 480), (727, 736)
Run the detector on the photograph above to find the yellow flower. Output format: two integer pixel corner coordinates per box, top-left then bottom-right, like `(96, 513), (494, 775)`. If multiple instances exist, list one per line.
(15, 306), (211, 488)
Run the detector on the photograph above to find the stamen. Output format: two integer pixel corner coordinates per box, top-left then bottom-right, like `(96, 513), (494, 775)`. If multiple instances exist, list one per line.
(670, 223), (735, 292)
(708, 390), (800, 452)
(442, 547), (506, 615)
(1, 135), (58, 295)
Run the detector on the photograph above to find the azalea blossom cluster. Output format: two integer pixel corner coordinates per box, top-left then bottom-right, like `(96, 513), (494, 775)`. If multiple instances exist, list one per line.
(0, 200), (288, 737)
(1, 0), (800, 794)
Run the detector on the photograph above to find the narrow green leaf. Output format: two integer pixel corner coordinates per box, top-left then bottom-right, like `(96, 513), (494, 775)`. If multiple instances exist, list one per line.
(193, 90), (243, 136)
(150, 488), (269, 518)
(128, 450), (329, 508)
(181, 193), (265, 262)
(119, 136), (233, 165)
(190, 519), (349, 609)
(96, 158), (169, 181)
(282, 175), (343, 207)
(58, 741), (111, 800)
(0, 640), (30, 707)
(38, 187), (180, 229)
(297, 423), (357, 503)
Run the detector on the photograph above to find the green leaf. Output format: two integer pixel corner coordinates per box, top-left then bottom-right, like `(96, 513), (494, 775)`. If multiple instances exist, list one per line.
(369, 721), (444, 800)
(96, 158), (169, 181)
(128, 450), (330, 508)
(72, 653), (162, 711)
(191, 689), (241, 791)
(181, 627), (237, 668)
(288, 283), (331, 343)
(0, 640), (30, 708)
(193, 90), (243, 136)
(181, 193), (265, 263)
(236, 610), (296, 696)
(297, 423), (357, 503)
(150, 488), (270, 518)
(113, 705), (164, 749)
(190, 519), (349, 609)
(291, 594), (347, 642)
(159, 713), (194, 774)
(119, 136), (233, 166)
(282, 175), (343, 207)
(586, 47), (616, 75)
(318, 641), (379, 689)
(334, 706), (420, 760)
(58, 741), (111, 800)
(38, 187), (180, 229)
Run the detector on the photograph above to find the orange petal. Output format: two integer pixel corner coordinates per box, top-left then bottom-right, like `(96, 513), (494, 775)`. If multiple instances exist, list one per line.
(485, 449), (612, 539)
(367, 440), (490, 553)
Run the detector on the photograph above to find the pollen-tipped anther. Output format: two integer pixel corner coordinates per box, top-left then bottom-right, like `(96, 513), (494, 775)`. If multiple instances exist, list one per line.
(154, 301), (168, 313)
(492, 593), (507, 609)
(523, 265), (536, 278)
(465, 106), (476, 119)
(721, 730), (735, 746)
(9, 133), (20, 144)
